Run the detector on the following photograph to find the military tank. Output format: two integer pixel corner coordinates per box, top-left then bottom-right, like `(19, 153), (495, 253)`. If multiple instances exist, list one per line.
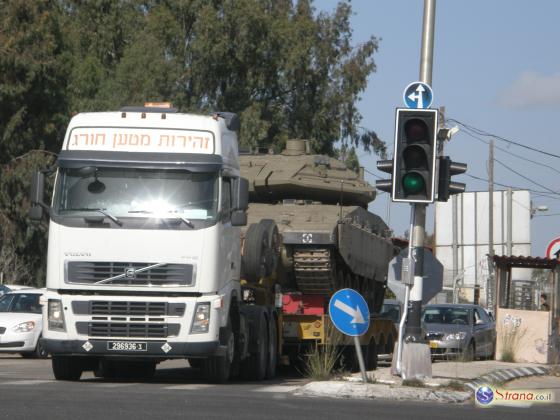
(239, 139), (397, 313)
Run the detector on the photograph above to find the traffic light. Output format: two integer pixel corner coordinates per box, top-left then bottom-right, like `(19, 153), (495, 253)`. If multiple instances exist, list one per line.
(392, 108), (438, 203)
(375, 159), (393, 193)
(437, 156), (467, 202)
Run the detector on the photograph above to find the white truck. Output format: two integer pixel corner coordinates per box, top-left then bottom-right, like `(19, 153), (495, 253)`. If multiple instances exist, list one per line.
(30, 104), (273, 382)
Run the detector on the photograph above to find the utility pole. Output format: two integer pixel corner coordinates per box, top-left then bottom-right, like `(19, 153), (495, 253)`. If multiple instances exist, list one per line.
(489, 139), (494, 258)
(405, 0), (436, 343)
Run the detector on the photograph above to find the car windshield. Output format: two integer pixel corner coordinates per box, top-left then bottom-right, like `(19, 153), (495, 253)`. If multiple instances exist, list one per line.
(380, 303), (401, 323)
(422, 307), (471, 325)
(0, 294), (42, 314)
(54, 167), (219, 221)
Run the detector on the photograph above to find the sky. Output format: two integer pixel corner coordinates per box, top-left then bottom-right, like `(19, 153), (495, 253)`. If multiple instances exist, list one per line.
(318, 0), (560, 257)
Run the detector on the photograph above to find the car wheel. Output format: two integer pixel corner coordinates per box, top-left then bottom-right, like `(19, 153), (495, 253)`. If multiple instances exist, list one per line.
(462, 341), (475, 361)
(34, 337), (48, 358)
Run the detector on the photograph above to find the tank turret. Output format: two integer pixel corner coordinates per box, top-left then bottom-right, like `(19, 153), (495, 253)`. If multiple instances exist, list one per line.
(241, 139), (375, 207)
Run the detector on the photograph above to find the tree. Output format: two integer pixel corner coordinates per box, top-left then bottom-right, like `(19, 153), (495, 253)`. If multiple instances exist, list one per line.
(0, 0), (70, 163)
(91, 0), (385, 155)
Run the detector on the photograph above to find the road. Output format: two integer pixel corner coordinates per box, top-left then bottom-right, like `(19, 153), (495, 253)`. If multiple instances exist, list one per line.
(0, 356), (557, 420)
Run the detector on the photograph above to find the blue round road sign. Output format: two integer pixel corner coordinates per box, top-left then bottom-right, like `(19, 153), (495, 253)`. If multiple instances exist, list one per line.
(329, 288), (370, 336)
(403, 81), (433, 109)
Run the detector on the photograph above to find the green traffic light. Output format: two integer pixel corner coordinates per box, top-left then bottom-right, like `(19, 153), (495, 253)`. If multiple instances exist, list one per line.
(402, 172), (425, 194)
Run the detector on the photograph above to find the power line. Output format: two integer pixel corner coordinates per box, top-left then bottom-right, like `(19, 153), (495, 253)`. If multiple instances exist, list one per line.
(494, 158), (559, 194)
(448, 118), (560, 160)
(534, 213), (560, 217)
(459, 129), (560, 175)
(465, 174), (560, 201)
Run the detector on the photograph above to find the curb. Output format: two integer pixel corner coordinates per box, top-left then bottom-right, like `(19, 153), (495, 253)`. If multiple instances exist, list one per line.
(463, 366), (550, 392)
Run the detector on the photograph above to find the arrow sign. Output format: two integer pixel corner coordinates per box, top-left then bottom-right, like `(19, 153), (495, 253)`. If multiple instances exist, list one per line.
(403, 81), (433, 109)
(329, 288), (370, 336)
(333, 299), (366, 324)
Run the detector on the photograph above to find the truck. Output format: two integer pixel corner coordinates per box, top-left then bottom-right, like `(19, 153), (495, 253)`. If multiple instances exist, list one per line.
(29, 103), (397, 383)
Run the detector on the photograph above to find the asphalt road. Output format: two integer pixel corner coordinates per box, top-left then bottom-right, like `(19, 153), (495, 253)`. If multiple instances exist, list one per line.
(0, 356), (557, 420)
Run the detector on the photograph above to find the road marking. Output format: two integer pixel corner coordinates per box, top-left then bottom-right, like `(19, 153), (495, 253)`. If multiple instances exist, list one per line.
(253, 385), (301, 393)
(0, 380), (55, 386)
(164, 384), (215, 390)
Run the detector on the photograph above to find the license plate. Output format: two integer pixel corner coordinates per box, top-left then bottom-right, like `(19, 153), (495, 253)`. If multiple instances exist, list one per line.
(429, 341), (438, 349)
(107, 341), (147, 351)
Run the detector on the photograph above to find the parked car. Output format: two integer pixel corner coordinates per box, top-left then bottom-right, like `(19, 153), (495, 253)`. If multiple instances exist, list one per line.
(0, 285), (11, 297)
(380, 299), (402, 330)
(0, 289), (47, 358)
(422, 303), (496, 360)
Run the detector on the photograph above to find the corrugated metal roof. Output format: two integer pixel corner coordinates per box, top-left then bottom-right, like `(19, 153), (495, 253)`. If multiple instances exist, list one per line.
(492, 255), (559, 269)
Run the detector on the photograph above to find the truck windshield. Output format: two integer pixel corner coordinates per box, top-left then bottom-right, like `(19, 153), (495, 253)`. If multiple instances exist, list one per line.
(54, 167), (219, 221)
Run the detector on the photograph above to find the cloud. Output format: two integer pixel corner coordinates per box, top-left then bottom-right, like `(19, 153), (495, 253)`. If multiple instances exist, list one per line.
(497, 71), (560, 109)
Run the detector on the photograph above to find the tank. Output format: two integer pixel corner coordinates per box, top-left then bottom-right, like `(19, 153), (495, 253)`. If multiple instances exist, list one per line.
(239, 139), (397, 313)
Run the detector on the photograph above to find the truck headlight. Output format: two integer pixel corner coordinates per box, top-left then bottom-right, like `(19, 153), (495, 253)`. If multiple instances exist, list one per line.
(444, 332), (467, 341)
(190, 302), (210, 334)
(13, 321), (35, 333)
(48, 299), (66, 332)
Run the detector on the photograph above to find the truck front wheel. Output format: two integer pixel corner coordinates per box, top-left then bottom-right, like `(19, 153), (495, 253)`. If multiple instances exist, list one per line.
(203, 318), (235, 383)
(52, 356), (83, 381)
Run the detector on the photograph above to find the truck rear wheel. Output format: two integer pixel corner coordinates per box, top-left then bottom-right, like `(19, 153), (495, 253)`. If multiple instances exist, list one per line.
(52, 356), (83, 381)
(265, 314), (278, 379)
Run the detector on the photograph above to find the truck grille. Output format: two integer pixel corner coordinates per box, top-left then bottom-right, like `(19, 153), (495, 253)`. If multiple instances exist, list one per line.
(66, 261), (195, 286)
(72, 301), (186, 317)
(76, 322), (180, 338)
(91, 301), (167, 316)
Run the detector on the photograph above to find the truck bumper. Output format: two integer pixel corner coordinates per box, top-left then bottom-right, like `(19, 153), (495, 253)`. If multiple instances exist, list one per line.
(42, 338), (221, 358)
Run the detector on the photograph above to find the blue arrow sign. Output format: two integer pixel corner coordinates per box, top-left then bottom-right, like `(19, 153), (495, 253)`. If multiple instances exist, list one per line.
(403, 81), (433, 109)
(329, 289), (370, 337)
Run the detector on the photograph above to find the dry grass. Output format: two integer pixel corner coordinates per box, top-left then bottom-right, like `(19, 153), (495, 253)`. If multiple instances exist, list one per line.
(500, 325), (527, 363)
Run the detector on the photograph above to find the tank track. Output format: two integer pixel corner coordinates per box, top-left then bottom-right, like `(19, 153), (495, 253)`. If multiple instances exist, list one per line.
(292, 248), (335, 295)
(292, 246), (384, 313)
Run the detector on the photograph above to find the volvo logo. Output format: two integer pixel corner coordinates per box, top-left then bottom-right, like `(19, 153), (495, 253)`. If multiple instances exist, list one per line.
(124, 268), (136, 279)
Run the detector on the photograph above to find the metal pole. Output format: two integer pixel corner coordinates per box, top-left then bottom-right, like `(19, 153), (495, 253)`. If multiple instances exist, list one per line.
(507, 188), (512, 256)
(489, 139), (494, 258)
(353, 336), (368, 382)
(404, 0), (436, 342)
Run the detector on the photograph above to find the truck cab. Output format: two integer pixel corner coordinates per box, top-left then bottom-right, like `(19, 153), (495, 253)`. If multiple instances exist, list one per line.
(30, 105), (250, 381)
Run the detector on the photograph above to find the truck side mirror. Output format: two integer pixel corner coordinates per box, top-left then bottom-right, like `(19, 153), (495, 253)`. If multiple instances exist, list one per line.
(29, 171), (49, 220)
(232, 177), (249, 210)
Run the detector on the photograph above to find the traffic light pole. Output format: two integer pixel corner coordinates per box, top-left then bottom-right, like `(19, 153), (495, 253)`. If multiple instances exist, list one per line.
(404, 0), (435, 343)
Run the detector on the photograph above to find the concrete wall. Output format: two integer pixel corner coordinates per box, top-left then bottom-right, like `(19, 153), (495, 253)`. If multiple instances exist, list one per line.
(495, 308), (551, 364)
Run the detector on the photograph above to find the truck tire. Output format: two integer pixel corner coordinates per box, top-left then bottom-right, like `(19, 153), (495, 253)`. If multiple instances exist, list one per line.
(52, 356), (83, 381)
(265, 314), (278, 379)
(203, 317), (235, 384)
(241, 311), (268, 381)
(243, 220), (279, 283)
(365, 338), (378, 371)
(188, 358), (203, 369)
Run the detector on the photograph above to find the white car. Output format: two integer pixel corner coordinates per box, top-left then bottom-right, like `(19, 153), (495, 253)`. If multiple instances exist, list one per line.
(0, 289), (47, 358)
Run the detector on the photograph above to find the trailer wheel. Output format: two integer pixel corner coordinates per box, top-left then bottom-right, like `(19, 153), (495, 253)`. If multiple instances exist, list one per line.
(265, 314), (278, 379)
(52, 356), (83, 381)
(241, 311), (268, 381)
(365, 338), (378, 371)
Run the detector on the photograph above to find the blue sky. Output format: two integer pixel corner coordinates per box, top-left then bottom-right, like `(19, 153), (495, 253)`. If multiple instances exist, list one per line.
(318, 0), (560, 257)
